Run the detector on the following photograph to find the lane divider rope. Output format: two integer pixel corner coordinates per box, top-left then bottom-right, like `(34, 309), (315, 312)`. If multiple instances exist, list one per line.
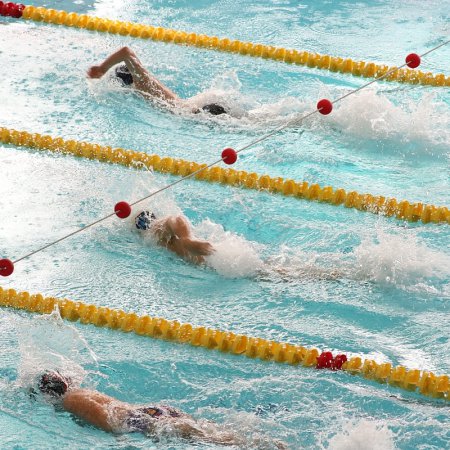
(2, 127), (449, 226)
(0, 287), (448, 400)
(1, 3), (449, 87)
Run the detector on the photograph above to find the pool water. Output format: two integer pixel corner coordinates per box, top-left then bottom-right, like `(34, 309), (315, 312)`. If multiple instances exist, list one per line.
(0, 0), (449, 448)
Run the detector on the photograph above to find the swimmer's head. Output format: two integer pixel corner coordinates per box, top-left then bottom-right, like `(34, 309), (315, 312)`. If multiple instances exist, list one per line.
(202, 103), (228, 116)
(135, 210), (156, 231)
(115, 64), (133, 86)
(38, 371), (71, 397)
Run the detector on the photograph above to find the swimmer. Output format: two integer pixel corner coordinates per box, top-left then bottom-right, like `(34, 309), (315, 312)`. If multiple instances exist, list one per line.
(87, 46), (228, 116)
(134, 210), (344, 280)
(37, 370), (287, 448)
(135, 210), (214, 265)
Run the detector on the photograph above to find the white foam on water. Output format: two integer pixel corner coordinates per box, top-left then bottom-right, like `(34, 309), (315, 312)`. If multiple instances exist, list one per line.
(352, 227), (450, 289)
(197, 219), (265, 278)
(14, 308), (97, 391)
(253, 227), (449, 293)
(192, 406), (290, 450)
(185, 70), (251, 119)
(263, 245), (344, 281)
(325, 87), (450, 154)
(183, 70), (313, 131)
(184, 72), (449, 152)
(323, 419), (396, 450)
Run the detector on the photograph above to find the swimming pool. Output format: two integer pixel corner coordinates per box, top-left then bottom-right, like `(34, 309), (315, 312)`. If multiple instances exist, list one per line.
(1, 0), (449, 448)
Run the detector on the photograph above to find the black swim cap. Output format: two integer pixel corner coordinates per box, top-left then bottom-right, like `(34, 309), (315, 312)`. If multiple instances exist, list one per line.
(135, 211), (156, 230)
(115, 64), (133, 86)
(38, 371), (70, 397)
(202, 103), (228, 116)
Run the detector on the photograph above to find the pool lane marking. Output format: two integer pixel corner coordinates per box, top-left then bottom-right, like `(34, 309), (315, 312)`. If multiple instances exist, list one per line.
(1, 38), (449, 275)
(3, 3), (449, 87)
(0, 287), (448, 400)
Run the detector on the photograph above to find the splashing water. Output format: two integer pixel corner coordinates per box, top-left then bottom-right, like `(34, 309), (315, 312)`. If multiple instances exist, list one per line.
(184, 70), (313, 129)
(110, 171), (266, 278)
(352, 227), (450, 290)
(186, 70), (251, 119)
(262, 245), (344, 281)
(323, 419), (396, 450)
(251, 228), (450, 291)
(15, 307), (98, 391)
(197, 219), (265, 278)
(328, 88), (450, 154)
(184, 71), (449, 151)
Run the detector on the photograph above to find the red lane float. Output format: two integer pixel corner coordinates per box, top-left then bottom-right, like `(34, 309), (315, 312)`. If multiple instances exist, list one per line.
(221, 147), (238, 165)
(0, 2), (25, 18)
(114, 201), (131, 219)
(406, 53), (421, 69)
(316, 351), (348, 370)
(0, 258), (14, 277)
(317, 99), (333, 115)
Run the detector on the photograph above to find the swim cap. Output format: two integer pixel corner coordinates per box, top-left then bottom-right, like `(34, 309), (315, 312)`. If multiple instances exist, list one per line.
(115, 64), (133, 86)
(202, 103), (228, 116)
(38, 371), (71, 397)
(135, 211), (156, 230)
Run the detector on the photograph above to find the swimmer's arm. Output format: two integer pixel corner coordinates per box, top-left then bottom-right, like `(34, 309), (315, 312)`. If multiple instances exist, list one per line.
(87, 46), (148, 81)
(181, 239), (214, 256)
(63, 389), (128, 432)
(87, 47), (178, 103)
(165, 217), (214, 256)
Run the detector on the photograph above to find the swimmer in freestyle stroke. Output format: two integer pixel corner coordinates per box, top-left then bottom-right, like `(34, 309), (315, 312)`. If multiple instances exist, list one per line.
(37, 371), (287, 448)
(87, 46), (228, 116)
(134, 210), (214, 265)
(134, 210), (342, 280)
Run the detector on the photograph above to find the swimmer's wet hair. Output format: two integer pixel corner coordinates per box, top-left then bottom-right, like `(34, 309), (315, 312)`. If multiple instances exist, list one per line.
(115, 64), (133, 86)
(202, 103), (228, 116)
(38, 371), (71, 397)
(135, 210), (157, 231)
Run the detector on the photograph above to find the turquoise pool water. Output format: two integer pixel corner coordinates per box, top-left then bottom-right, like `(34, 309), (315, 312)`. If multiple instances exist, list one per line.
(0, 0), (449, 448)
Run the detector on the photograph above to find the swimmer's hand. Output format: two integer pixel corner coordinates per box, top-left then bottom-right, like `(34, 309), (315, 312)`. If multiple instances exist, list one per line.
(87, 65), (107, 79)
